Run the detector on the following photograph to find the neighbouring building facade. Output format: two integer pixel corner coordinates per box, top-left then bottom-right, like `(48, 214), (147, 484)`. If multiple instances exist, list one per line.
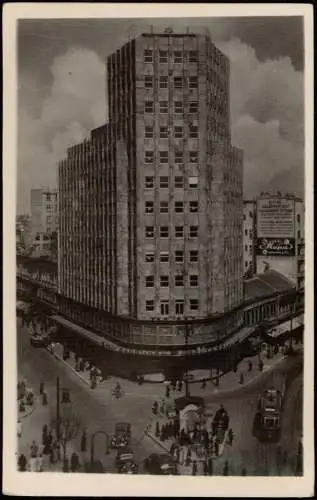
(243, 200), (256, 277)
(30, 187), (58, 258)
(16, 214), (32, 255)
(58, 30), (244, 350)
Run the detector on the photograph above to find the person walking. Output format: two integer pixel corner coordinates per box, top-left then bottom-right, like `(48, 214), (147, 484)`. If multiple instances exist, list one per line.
(192, 460), (197, 476)
(18, 453), (27, 472)
(30, 440), (38, 458)
(248, 360), (253, 372)
(203, 460), (208, 476)
(17, 420), (22, 438)
(228, 428), (234, 446)
(36, 453), (44, 472)
(207, 457), (213, 476)
(42, 424), (48, 445)
(80, 429), (87, 452)
(39, 382), (44, 395)
(165, 385), (170, 398)
(223, 460), (229, 476)
(70, 452), (80, 472)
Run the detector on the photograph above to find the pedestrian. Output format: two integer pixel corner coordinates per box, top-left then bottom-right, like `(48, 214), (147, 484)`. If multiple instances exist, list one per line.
(223, 460), (229, 476)
(63, 457), (69, 472)
(155, 421), (160, 437)
(42, 424), (48, 445)
(152, 400), (158, 415)
(36, 453), (44, 472)
(239, 372), (244, 384)
(201, 380), (206, 389)
(18, 453), (27, 472)
(186, 448), (192, 467)
(42, 391), (48, 406)
(192, 460), (197, 476)
(228, 428), (234, 445)
(241, 467), (247, 476)
(248, 360), (252, 372)
(39, 382), (44, 395)
(160, 400), (165, 415)
(170, 442), (176, 456)
(176, 446), (180, 463)
(30, 440), (38, 458)
(17, 420), (22, 438)
(165, 385), (170, 398)
(81, 430), (87, 452)
(70, 452), (80, 472)
(178, 380), (183, 392)
(214, 440), (219, 457)
(259, 359), (263, 372)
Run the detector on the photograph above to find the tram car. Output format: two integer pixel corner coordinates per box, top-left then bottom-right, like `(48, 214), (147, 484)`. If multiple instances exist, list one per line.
(253, 387), (283, 443)
(110, 422), (131, 449)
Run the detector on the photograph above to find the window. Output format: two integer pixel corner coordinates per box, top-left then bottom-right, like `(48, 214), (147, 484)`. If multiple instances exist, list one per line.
(145, 176), (154, 188)
(175, 275), (184, 287)
(190, 225), (198, 237)
(159, 101), (168, 114)
(189, 151), (199, 164)
(160, 276), (169, 287)
(175, 226), (184, 238)
(175, 176), (184, 188)
(190, 250), (198, 262)
(175, 300), (184, 315)
(189, 201), (198, 213)
(160, 226), (169, 238)
(189, 101), (198, 114)
(144, 50), (153, 63)
(145, 151), (154, 163)
(146, 226), (154, 238)
(160, 201), (168, 213)
(175, 151), (184, 164)
(146, 300), (155, 311)
(160, 252), (169, 263)
(144, 101), (154, 113)
(175, 250), (184, 263)
(174, 126), (183, 139)
(174, 51), (182, 63)
(188, 51), (198, 63)
(144, 75), (153, 88)
(189, 176), (198, 188)
(145, 201), (154, 213)
(160, 176), (169, 188)
(160, 151), (169, 164)
(159, 50), (168, 63)
(189, 125), (199, 138)
(145, 252), (154, 262)
(190, 299), (199, 311)
(145, 126), (153, 138)
(189, 76), (198, 89)
(174, 77), (183, 89)
(244, 229), (248, 236)
(159, 76), (168, 89)
(160, 126), (168, 139)
(174, 201), (184, 213)
(297, 214), (301, 223)
(297, 230), (301, 239)
(146, 275), (154, 287)
(160, 301), (169, 315)
(174, 101), (184, 114)
(190, 275), (198, 287)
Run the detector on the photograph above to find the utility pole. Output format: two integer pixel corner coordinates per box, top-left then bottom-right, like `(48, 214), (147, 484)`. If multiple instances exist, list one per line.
(184, 321), (190, 400)
(56, 376), (60, 442)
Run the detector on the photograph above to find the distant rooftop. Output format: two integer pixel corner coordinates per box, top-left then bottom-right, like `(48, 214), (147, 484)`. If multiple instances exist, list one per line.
(245, 269), (295, 302)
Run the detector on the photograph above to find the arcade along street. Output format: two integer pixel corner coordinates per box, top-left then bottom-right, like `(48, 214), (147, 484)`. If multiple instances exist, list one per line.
(17, 319), (303, 475)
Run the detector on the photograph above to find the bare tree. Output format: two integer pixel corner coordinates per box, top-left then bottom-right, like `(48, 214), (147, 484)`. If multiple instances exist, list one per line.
(51, 413), (81, 462)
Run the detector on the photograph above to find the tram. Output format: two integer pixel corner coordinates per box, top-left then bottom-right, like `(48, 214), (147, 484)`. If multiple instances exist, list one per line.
(253, 387), (283, 443)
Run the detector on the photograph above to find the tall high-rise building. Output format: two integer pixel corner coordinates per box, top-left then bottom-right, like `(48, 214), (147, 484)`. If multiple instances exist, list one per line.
(243, 201), (256, 277)
(30, 187), (58, 257)
(59, 30), (244, 349)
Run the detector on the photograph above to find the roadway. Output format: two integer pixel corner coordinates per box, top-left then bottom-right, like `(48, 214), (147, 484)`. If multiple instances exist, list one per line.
(17, 319), (303, 475)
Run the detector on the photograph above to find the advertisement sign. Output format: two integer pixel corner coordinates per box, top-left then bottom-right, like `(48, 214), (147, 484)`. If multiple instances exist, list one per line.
(255, 237), (295, 256)
(257, 198), (295, 239)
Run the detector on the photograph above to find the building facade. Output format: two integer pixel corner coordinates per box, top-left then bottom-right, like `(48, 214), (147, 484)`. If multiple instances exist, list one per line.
(243, 200), (256, 277)
(30, 187), (58, 258)
(59, 30), (244, 349)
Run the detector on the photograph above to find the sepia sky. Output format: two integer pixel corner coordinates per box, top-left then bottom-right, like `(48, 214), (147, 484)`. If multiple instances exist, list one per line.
(17, 17), (304, 213)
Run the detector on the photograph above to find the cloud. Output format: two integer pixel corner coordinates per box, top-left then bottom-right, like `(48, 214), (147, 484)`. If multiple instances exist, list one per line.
(18, 47), (106, 212)
(217, 38), (304, 198)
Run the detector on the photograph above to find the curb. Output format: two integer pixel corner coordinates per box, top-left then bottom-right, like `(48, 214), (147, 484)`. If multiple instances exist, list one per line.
(45, 348), (91, 387)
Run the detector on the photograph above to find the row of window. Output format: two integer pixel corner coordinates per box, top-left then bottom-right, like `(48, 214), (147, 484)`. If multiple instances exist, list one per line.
(145, 125), (199, 140)
(145, 275), (199, 287)
(145, 225), (198, 238)
(144, 50), (199, 64)
(146, 299), (199, 315)
(145, 200), (199, 214)
(145, 250), (198, 263)
(144, 101), (198, 117)
(143, 75), (198, 90)
(145, 151), (197, 163)
(145, 176), (198, 189)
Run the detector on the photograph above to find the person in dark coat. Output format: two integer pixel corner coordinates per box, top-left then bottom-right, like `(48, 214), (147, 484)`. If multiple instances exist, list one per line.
(192, 460), (197, 476)
(40, 382), (44, 395)
(259, 359), (264, 372)
(70, 452), (80, 472)
(228, 428), (234, 445)
(165, 385), (170, 398)
(207, 457), (213, 476)
(81, 430), (87, 452)
(42, 392), (48, 406)
(152, 400), (158, 415)
(203, 460), (208, 476)
(214, 440), (219, 457)
(42, 425), (48, 445)
(18, 453), (27, 471)
(155, 421), (160, 437)
(248, 360), (252, 372)
(223, 460), (229, 476)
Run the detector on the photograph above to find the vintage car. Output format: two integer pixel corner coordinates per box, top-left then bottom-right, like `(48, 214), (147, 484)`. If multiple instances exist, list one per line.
(165, 401), (177, 419)
(110, 422), (132, 449)
(143, 453), (179, 475)
(254, 387), (283, 442)
(115, 448), (138, 474)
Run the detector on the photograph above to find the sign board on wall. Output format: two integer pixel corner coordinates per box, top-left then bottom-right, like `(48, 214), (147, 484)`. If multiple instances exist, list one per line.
(256, 237), (296, 256)
(256, 198), (295, 239)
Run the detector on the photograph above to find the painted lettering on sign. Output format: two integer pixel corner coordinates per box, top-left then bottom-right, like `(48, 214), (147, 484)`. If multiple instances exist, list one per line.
(256, 238), (296, 256)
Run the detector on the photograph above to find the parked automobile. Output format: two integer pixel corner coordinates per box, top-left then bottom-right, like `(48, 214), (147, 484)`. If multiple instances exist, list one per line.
(115, 448), (138, 474)
(143, 453), (179, 475)
(30, 333), (50, 347)
(110, 422), (131, 449)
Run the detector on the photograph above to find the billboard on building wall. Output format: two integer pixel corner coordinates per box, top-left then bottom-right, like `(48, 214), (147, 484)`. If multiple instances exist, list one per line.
(256, 198), (295, 256)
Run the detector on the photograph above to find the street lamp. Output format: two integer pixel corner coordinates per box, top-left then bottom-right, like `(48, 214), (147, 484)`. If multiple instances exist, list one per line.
(55, 376), (71, 442)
